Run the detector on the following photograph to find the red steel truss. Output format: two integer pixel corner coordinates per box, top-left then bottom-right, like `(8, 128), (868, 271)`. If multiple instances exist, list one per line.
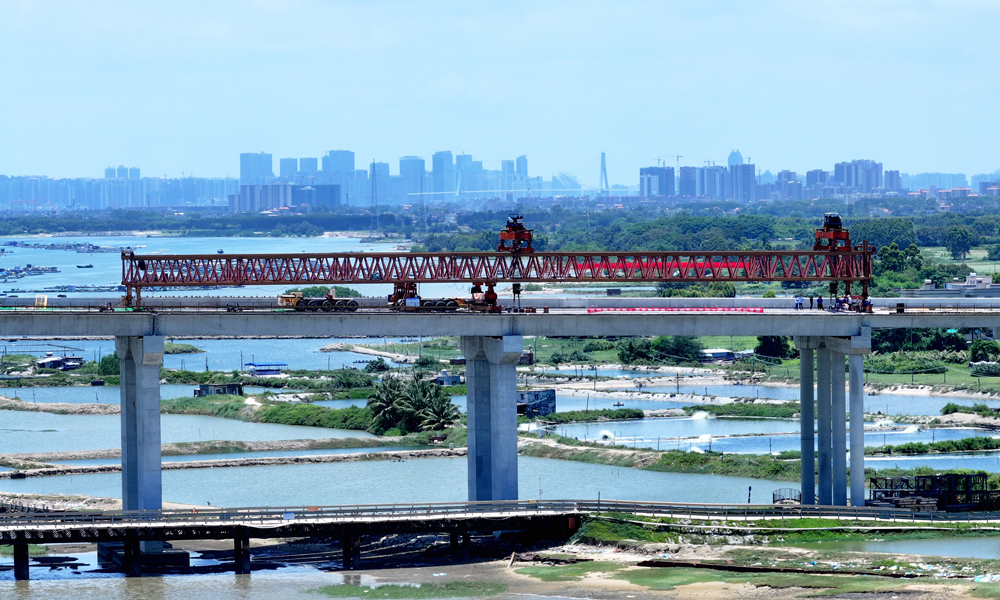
(121, 247), (874, 305)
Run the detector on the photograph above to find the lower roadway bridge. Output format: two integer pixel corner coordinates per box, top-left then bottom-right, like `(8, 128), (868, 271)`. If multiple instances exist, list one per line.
(3, 499), (997, 580)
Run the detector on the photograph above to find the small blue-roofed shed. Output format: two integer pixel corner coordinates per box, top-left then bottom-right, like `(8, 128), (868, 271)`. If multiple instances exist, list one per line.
(245, 362), (288, 376)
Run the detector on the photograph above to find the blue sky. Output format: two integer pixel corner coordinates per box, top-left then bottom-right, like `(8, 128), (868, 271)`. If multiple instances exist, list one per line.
(2, 1), (998, 186)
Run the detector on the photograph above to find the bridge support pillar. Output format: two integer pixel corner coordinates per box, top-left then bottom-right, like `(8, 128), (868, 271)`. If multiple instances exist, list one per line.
(816, 346), (832, 505)
(117, 335), (165, 554)
(234, 531), (251, 574)
(831, 350), (847, 506)
(793, 337), (817, 505)
(461, 335), (523, 502)
(798, 330), (871, 507)
(13, 541), (29, 581)
(450, 532), (459, 554)
(342, 529), (360, 570)
(849, 353), (866, 506)
(124, 540), (142, 577)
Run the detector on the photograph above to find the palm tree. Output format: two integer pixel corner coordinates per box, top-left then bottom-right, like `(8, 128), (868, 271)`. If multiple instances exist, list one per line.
(366, 377), (410, 432)
(419, 394), (462, 431)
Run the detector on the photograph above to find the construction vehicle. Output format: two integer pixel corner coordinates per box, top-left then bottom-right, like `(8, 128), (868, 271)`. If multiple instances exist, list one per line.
(278, 290), (359, 312)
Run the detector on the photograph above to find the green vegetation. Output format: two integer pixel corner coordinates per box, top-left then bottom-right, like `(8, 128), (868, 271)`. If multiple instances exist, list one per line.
(367, 376), (463, 434)
(942, 402), (1000, 417)
(163, 343), (204, 354)
(683, 402), (799, 419)
(616, 336), (703, 365)
(864, 353), (947, 374)
(531, 408), (644, 424)
(645, 450), (800, 480)
(160, 395), (249, 420)
(866, 435), (1000, 456)
(253, 403), (373, 431)
(314, 582), (506, 599)
(0, 544), (47, 556)
(614, 567), (925, 595)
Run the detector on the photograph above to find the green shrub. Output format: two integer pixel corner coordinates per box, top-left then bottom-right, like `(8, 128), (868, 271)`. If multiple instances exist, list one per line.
(583, 340), (615, 353)
(253, 404), (372, 431)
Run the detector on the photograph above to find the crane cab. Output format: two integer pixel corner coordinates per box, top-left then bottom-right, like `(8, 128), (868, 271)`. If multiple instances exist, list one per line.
(497, 213), (535, 253)
(814, 213), (852, 252)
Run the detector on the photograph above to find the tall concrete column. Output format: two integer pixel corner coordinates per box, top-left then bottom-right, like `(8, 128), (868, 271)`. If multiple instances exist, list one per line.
(849, 353), (865, 506)
(798, 345), (815, 505)
(461, 335), (523, 501)
(831, 350), (847, 506)
(815, 346), (832, 505)
(117, 335), (164, 553)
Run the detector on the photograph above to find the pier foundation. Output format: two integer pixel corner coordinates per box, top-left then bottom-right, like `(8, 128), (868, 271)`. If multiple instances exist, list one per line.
(461, 335), (523, 502)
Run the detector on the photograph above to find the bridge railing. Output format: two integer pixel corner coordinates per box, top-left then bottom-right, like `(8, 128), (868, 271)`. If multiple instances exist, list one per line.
(5, 499), (1000, 530)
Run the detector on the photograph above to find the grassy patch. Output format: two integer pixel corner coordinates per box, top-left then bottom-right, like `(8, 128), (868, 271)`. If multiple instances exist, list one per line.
(313, 582), (505, 598)
(163, 342), (204, 354)
(615, 567), (916, 594)
(683, 402), (799, 419)
(571, 519), (674, 544)
(514, 561), (625, 582)
(0, 544), (47, 556)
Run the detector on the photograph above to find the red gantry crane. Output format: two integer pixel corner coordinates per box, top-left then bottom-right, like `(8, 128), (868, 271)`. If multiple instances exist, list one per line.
(120, 213), (875, 311)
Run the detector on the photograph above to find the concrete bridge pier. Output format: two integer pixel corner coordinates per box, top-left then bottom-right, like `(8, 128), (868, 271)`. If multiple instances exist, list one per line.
(116, 335), (165, 554)
(13, 540), (28, 581)
(797, 342), (816, 505)
(461, 335), (523, 502)
(234, 530), (251, 574)
(795, 330), (871, 507)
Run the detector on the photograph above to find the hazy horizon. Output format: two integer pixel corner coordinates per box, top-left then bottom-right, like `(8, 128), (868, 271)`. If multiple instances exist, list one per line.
(3, 1), (999, 186)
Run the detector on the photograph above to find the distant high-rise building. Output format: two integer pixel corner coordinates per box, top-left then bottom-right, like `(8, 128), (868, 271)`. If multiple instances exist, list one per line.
(104, 167), (116, 179)
(432, 151), (454, 194)
(806, 170), (828, 188)
(776, 170), (797, 184)
(758, 170), (775, 185)
(727, 150), (744, 167)
(455, 154), (473, 193)
(299, 157), (318, 174)
(279, 158), (298, 179)
(240, 152), (273, 185)
(834, 159), (882, 192)
(515, 155), (528, 179)
(501, 160), (515, 191)
(699, 165), (729, 200)
(678, 167), (698, 196)
(116, 165), (128, 179)
(884, 170), (902, 192)
(128, 167), (140, 179)
(639, 166), (674, 197)
(322, 150), (355, 174)
(399, 156), (426, 199)
(730, 163), (756, 202)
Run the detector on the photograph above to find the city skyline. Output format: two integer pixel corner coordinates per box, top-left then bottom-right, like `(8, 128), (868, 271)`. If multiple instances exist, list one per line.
(3, 2), (1000, 185)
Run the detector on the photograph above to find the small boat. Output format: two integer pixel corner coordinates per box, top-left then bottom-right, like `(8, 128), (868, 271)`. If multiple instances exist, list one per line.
(76, 264), (93, 268)
(217, 249), (224, 254)
(90, 379), (105, 386)
(612, 402), (625, 407)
